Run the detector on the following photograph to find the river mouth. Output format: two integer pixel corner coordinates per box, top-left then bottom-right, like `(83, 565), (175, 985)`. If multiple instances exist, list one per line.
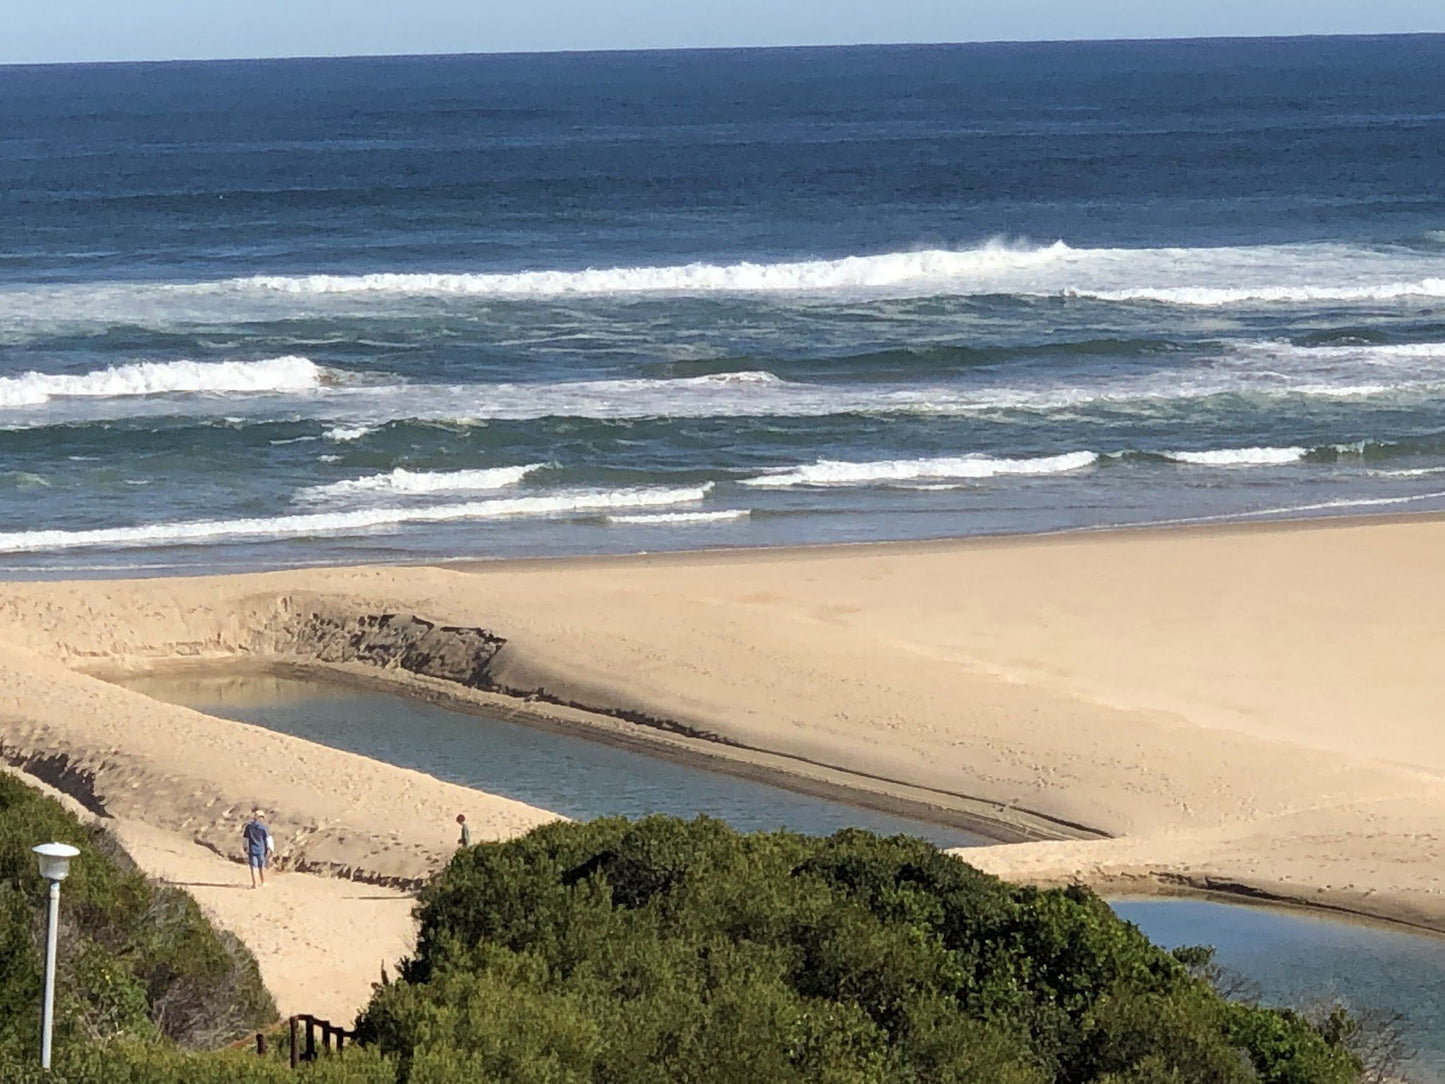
(118, 669), (1445, 1081)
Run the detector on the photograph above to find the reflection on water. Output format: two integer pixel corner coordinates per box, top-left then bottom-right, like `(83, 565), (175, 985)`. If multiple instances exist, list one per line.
(1116, 899), (1445, 1082)
(123, 670), (1445, 1081)
(122, 671), (990, 848)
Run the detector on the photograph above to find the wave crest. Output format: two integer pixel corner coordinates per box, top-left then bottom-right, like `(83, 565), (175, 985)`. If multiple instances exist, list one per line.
(740, 451), (1098, 488)
(1163, 446), (1307, 466)
(0, 356), (322, 408)
(1084, 280), (1445, 306)
(226, 241), (1075, 298)
(183, 239), (1445, 310)
(294, 464), (546, 504)
(0, 483), (712, 554)
(323, 424), (377, 442)
(607, 509), (750, 525)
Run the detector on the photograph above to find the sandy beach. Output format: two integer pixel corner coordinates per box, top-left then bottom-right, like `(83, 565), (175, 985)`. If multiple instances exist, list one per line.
(4, 513), (1445, 1017)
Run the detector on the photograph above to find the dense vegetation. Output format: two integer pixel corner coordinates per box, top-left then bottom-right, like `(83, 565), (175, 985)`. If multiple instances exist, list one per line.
(359, 816), (1361, 1083)
(0, 772), (280, 1076)
(0, 788), (1375, 1081)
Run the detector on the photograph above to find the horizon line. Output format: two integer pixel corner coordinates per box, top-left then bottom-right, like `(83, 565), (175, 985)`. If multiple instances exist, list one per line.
(3, 29), (1443, 70)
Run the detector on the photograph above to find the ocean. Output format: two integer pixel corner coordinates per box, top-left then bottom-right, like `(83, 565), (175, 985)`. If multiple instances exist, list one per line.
(2, 36), (1445, 575)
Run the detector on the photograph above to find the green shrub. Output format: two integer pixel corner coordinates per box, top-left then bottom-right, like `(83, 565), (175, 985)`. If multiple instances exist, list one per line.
(0, 772), (276, 1055)
(0, 790), (1369, 1083)
(359, 817), (1362, 1083)
(0, 1039), (395, 1083)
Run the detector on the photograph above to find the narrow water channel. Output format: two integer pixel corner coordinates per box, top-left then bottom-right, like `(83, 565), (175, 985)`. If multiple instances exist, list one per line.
(123, 670), (1445, 1081)
(122, 671), (991, 847)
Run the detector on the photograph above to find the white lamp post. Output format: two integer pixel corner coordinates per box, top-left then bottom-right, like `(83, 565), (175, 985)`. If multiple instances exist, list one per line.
(32, 843), (79, 1072)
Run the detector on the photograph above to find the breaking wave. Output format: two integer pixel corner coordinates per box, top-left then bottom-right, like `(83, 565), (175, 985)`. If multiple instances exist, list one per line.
(607, 509), (751, 525)
(740, 451), (1098, 488)
(2, 243), (1444, 358)
(1162, 447), (1308, 466)
(736, 441), (1371, 490)
(0, 356), (323, 408)
(1083, 280), (1445, 306)
(17, 335), (1445, 432)
(322, 424), (377, 442)
(181, 239), (1445, 309)
(228, 242), (1076, 297)
(294, 464), (546, 504)
(0, 484), (712, 554)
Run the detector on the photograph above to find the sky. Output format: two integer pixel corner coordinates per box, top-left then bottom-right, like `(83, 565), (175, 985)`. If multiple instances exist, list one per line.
(4, 0), (1444, 64)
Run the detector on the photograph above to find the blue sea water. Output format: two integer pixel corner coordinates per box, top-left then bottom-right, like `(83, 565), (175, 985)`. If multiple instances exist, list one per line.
(2, 37), (1445, 573)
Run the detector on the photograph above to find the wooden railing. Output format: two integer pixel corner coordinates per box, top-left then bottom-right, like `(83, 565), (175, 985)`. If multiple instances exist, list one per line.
(251, 1014), (361, 1067)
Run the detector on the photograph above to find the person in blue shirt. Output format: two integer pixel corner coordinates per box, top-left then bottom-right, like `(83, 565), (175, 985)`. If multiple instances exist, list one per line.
(243, 809), (273, 888)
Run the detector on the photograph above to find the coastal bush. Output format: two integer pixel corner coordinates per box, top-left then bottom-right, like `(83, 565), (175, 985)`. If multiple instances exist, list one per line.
(0, 1040), (396, 1083)
(0, 788), (1374, 1082)
(0, 772), (276, 1056)
(357, 816), (1362, 1083)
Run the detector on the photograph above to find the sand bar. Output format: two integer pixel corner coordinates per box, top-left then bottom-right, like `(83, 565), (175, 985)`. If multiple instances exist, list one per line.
(4, 514), (1445, 1015)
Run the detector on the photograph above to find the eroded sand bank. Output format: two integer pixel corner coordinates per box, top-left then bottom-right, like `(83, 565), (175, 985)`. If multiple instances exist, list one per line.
(4, 514), (1445, 1016)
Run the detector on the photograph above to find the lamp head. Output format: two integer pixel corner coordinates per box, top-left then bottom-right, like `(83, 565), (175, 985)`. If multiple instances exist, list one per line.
(32, 843), (80, 883)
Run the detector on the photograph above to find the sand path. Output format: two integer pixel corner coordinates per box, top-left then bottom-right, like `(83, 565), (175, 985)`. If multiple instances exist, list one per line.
(111, 820), (416, 1023)
(2, 765), (418, 1023)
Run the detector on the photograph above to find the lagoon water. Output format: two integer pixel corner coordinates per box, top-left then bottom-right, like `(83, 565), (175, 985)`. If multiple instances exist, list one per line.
(121, 671), (990, 847)
(1116, 900), (1445, 1080)
(127, 670), (1445, 1081)
(5, 38), (1445, 574)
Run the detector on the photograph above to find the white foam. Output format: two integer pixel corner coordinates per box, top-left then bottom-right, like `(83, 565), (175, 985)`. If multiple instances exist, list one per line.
(8, 338), (1445, 433)
(294, 464), (546, 504)
(0, 356), (322, 407)
(320, 370), (859, 425)
(0, 484), (712, 554)
(300, 342), (1445, 427)
(607, 509), (751, 526)
(1164, 446), (1307, 467)
(1085, 279), (1445, 306)
(228, 242), (1076, 298)
(323, 425), (376, 442)
(302, 374), (1091, 428)
(1239, 341), (1445, 361)
(183, 239), (1445, 310)
(740, 451), (1097, 488)
(1367, 466), (1445, 478)
(3, 241), (1445, 353)
(690, 370), (784, 385)
(7, 333), (1445, 440)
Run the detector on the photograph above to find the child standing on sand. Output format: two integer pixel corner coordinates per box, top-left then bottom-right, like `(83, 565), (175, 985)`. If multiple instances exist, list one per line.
(243, 809), (273, 888)
(456, 813), (470, 847)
